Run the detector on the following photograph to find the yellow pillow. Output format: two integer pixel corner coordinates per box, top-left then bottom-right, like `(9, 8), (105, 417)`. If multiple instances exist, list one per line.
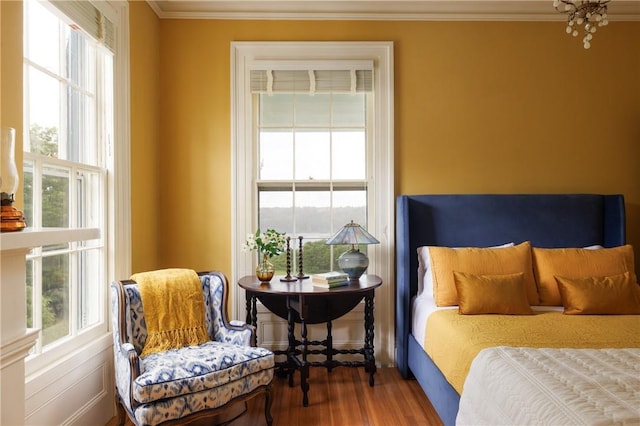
(532, 245), (637, 306)
(555, 272), (640, 315)
(453, 271), (533, 315)
(429, 241), (538, 306)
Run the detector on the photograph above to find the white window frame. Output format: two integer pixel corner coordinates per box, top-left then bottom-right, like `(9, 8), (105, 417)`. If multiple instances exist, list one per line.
(22, 0), (130, 376)
(231, 41), (395, 365)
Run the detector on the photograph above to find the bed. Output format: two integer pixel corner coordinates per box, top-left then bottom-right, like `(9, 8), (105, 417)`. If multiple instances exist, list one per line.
(395, 194), (640, 425)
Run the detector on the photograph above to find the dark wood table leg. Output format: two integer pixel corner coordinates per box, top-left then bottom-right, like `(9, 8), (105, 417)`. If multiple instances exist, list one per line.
(364, 292), (376, 386)
(287, 298), (296, 387)
(326, 319), (333, 372)
(245, 291), (253, 326)
(299, 295), (310, 406)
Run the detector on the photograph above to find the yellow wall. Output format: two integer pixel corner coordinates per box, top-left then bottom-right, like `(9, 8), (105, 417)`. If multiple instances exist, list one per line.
(141, 14), (639, 274)
(1, 1), (24, 203)
(129, 1), (161, 272)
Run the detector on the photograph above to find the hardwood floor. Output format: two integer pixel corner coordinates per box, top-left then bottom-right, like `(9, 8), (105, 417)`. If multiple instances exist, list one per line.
(108, 367), (443, 426)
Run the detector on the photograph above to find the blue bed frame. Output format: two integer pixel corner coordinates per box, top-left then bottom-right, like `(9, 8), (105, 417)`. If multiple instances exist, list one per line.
(395, 194), (626, 426)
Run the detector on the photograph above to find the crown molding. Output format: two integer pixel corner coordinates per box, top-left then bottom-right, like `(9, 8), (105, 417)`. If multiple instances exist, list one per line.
(146, 0), (164, 17)
(146, 1), (640, 21)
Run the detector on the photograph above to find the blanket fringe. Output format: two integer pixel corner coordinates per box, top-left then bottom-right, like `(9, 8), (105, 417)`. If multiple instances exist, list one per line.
(141, 326), (210, 357)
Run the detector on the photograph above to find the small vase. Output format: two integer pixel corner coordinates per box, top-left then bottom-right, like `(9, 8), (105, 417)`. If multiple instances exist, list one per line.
(256, 255), (275, 283)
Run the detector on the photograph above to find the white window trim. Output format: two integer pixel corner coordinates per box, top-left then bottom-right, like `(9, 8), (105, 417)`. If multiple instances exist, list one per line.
(107, 0), (132, 287)
(23, 0), (130, 376)
(230, 41), (395, 365)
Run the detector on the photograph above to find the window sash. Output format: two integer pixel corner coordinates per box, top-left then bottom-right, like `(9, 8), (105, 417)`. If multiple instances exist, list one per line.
(23, 153), (106, 229)
(23, 0), (111, 364)
(252, 83), (372, 279)
(23, 152), (107, 355)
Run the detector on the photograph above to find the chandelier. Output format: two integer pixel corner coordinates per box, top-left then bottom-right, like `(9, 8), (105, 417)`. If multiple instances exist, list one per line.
(553, 0), (609, 49)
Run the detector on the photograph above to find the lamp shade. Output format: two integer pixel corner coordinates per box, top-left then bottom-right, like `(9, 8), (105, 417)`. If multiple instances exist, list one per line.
(325, 220), (379, 246)
(326, 221), (379, 280)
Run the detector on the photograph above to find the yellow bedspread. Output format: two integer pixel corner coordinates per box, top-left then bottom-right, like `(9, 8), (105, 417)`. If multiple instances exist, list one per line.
(424, 310), (640, 394)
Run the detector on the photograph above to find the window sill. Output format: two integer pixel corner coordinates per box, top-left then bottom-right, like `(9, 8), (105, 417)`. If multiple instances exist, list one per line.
(0, 227), (100, 251)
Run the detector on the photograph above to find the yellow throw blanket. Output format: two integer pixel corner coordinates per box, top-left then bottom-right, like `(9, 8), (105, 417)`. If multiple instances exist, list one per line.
(132, 268), (210, 358)
(425, 310), (640, 394)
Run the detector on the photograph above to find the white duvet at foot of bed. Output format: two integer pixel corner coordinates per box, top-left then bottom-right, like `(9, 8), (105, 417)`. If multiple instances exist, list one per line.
(456, 347), (640, 426)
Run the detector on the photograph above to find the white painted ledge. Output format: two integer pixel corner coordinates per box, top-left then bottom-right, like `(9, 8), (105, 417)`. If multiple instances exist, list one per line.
(0, 329), (39, 370)
(0, 228), (100, 252)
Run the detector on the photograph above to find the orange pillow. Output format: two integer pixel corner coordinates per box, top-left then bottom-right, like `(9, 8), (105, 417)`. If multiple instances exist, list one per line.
(555, 272), (640, 315)
(429, 242), (538, 306)
(532, 245), (637, 306)
(453, 271), (533, 315)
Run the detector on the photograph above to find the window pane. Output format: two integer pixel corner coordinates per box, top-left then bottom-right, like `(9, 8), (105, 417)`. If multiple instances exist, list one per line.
(42, 166), (69, 228)
(43, 242), (70, 253)
(66, 30), (95, 91)
(78, 249), (101, 329)
(332, 131), (366, 180)
(333, 94), (365, 127)
(259, 191), (293, 234)
(77, 169), (102, 229)
(294, 131), (329, 180)
(332, 190), (367, 227)
(259, 131), (293, 180)
(23, 160), (34, 227)
(260, 94), (293, 127)
(295, 190), (331, 235)
(27, 0), (61, 74)
(28, 68), (60, 156)
(295, 94), (330, 127)
(68, 87), (96, 164)
(298, 238), (332, 274)
(42, 253), (70, 346)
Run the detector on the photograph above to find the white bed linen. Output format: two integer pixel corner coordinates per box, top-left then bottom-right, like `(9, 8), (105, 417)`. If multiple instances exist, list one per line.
(411, 293), (453, 348)
(457, 346), (640, 426)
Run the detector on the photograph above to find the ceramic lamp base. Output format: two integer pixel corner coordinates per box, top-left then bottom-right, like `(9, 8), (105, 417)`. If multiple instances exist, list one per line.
(338, 248), (369, 280)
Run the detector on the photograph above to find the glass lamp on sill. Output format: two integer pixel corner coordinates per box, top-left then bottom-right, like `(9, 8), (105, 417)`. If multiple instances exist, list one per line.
(326, 220), (379, 280)
(1, 127), (27, 232)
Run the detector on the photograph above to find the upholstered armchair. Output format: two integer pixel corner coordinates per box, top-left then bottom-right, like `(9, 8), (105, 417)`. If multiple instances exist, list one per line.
(111, 270), (274, 425)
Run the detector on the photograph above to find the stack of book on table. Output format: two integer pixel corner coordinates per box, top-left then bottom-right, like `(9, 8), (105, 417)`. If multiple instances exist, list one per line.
(311, 271), (349, 288)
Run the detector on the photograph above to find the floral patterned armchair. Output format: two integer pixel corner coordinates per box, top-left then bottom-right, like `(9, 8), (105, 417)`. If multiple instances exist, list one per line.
(111, 270), (274, 425)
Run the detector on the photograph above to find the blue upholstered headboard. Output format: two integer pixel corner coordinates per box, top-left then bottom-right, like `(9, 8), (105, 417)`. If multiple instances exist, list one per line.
(395, 194), (626, 377)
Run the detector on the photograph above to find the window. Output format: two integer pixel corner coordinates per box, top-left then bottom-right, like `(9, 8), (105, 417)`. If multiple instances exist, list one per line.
(252, 65), (373, 272)
(232, 42), (395, 364)
(22, 0), (117, 363)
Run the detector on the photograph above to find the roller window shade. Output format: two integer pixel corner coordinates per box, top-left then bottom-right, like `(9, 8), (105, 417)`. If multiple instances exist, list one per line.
(51, 1), (115, 51)
(251, 69), (373, 94)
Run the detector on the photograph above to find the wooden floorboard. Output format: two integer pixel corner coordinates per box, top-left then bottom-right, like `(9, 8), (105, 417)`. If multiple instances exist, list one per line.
(108, 367), (443, 426)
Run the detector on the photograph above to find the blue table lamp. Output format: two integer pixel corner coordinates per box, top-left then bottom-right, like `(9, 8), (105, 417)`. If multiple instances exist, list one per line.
(325, 220), (379, 280)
